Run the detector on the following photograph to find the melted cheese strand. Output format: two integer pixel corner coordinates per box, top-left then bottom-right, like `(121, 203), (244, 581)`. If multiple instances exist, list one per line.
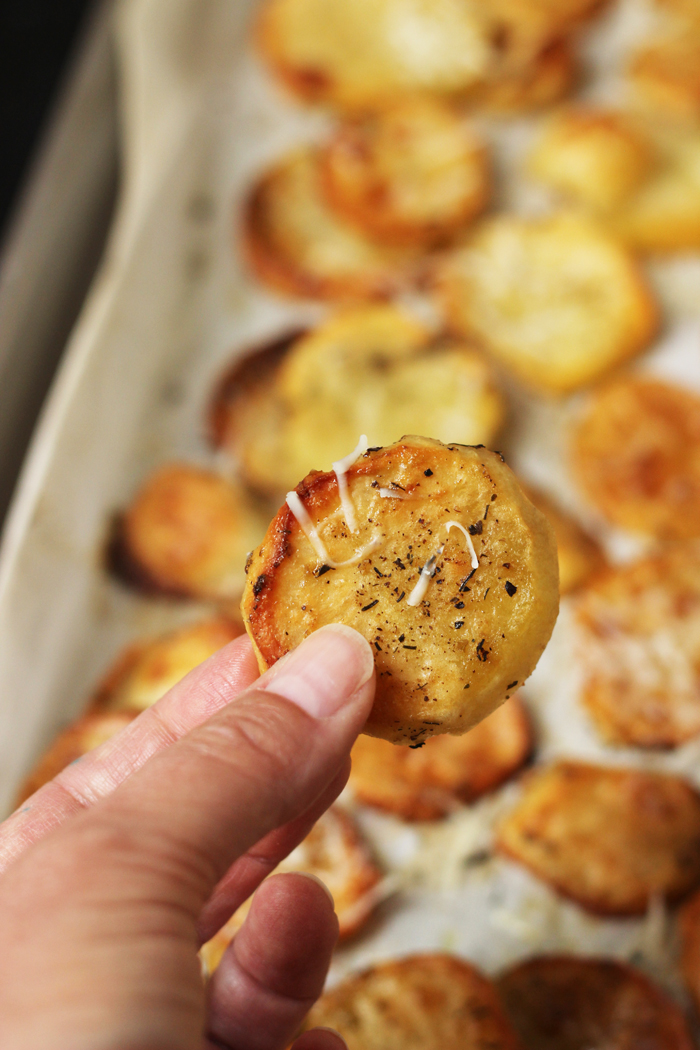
(407, 520), (480, 607)
(445, 520), (479, 570)
(332, 435), (368, 533)
(286, 490), (382, 568)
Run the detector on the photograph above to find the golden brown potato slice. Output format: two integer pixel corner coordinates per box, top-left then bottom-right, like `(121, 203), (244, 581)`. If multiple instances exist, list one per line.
(572, 376), (700, 540)
(112, 464), (265, 602)
(349, 694), (532, 820)
(630, 33), (700, 123)
(214, 307), (505, 497)
(523, 485), (604, 595)
(92, 617), (242, 714)
(16, 711), (137, 805)
(475, 37), (577, 114)
(529, 109), (653, 211)
(320, 99), (490, 248)
(498, 955), (695, 1050)
(199, 806), (383, 974)
(303, 953), (522, 1050)
(497, 761), (700, 914)
(486, 0), (609, 67)
(435, 213), (659, 395)
(575, 546), (700, 748)
(242, 437), (559, 744)
(256, 0), (494, 112)
(244, 148), (419, 300)
(680, 887), (700, 1014)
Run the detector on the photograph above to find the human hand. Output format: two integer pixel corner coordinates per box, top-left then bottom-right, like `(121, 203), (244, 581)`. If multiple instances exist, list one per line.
(0, 623), (375, 1050)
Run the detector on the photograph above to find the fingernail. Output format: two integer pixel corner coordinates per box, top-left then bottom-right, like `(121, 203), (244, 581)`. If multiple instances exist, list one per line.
(260, 624), (374, 719)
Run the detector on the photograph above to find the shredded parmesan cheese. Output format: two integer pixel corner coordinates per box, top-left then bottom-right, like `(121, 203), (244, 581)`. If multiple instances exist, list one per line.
(379, 488), (408, 499)
(332, 435), (368, 533)
(286, 490), (382, 568)
(407, 520), (480, 607)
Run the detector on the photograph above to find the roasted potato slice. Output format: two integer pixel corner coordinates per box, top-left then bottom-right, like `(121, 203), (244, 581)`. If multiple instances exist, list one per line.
(529, 109), (653, 211)
(630, 33), (700, 123)
(303, 953), (522, 1050)
(435, 213), (659, 395)
(349, 694), (532, 820)
(112, 464), (266, 601)
(498, 955), (695, 1050)
(680, 887), (700, 1014)
(199, 806), (383, 974)
(321, 99), (490, 248)
(214, 307), (505, 497)
(486, 0), (609, 67)
(256, 0), (494, 112)
(523, 485), (604, 595)
(497, 761), (700, 914)
(16, 711), (136, 805)
(244, 148), (419, 300)
(242, 437), (559, 744)
(572, 376), (700, 539)
(92, 617), (242, 714)
(575, 545), (700, 748)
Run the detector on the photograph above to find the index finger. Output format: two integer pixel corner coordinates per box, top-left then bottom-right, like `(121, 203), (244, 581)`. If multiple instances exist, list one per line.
(0, 634), (259, 874)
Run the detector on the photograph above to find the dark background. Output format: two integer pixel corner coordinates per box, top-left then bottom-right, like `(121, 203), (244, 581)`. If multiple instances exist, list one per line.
(0, 0), (94, 239)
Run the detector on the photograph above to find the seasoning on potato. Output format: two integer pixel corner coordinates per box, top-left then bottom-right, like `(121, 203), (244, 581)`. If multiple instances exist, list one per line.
(575, 545), (700, 748)
(349, 695), (531, 820)
(303, 953), (523, 1050)
(498, 954), (695, 1050)
(434, 212), (659, 395)
(242, 437), (559, 744)
(497, 761), (700, 914)
(572, 376), (700, 540)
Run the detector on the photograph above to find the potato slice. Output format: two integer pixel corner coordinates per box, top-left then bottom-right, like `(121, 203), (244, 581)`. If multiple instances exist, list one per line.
(16, 711), (137, 806)
(485, 0), (609, 67)
(92, 617), (242, 714)
(242, 438), (559, 744)
(529, 108), (653, 211)
(214, 307), (505, 497)
(256, 0), (494, 111)
(474, 38), (577, 114)
(630, 33), (700, 123)
(321, 98), (490, 247)
(498, 955), (695, 1050)
(304, 953), (522, 1050)
(349, 694), (531, 820)
(523, 485), (604, 594)
(572, 376), (700, 539)
(497, 761), (700, 914)
(199, 806), (383, 974)
(112, 464), (266, 602)
(575, 546), (700, 748)
(435, 212), (659, 395)
(244, 148), (418, 300)
(680, 887), (700, 1014)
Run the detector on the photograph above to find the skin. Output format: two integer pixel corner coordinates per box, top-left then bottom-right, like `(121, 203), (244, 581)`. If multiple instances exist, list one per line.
(0, 623), (376, 1050)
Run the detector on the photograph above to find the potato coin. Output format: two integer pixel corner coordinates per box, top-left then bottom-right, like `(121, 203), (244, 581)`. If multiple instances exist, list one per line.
(576, 545), (700, 748)
(435, 213), (659, 395)
(350, 694), (532, 820)
(242, 437), (559, 744)
(524, 485), (604, 594)
(303, 953), (522, 1050)
(497, 761), (700, 914)
(631, 33), (700, 123)
(572, 376), (700, 539)
(498, 955), (695, 1050)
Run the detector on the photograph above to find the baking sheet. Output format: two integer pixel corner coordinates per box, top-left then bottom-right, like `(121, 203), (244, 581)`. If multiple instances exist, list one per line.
(2, 0), (700, 1003)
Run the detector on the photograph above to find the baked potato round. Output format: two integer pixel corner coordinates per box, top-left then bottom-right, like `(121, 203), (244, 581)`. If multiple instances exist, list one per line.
(498, 955), (695, 1050)
(497, 760), (700, 914)
(349, 694), (532, 820)
(303, 953), (522, 1050)
(523, 485), (605, 595)
(242, 437), (559, 744)
(572, 376), (700, 540)
(435, 212), (659, 395)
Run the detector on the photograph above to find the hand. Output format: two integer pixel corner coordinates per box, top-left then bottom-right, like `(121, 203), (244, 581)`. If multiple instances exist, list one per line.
(0, 623), (375, 1050)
